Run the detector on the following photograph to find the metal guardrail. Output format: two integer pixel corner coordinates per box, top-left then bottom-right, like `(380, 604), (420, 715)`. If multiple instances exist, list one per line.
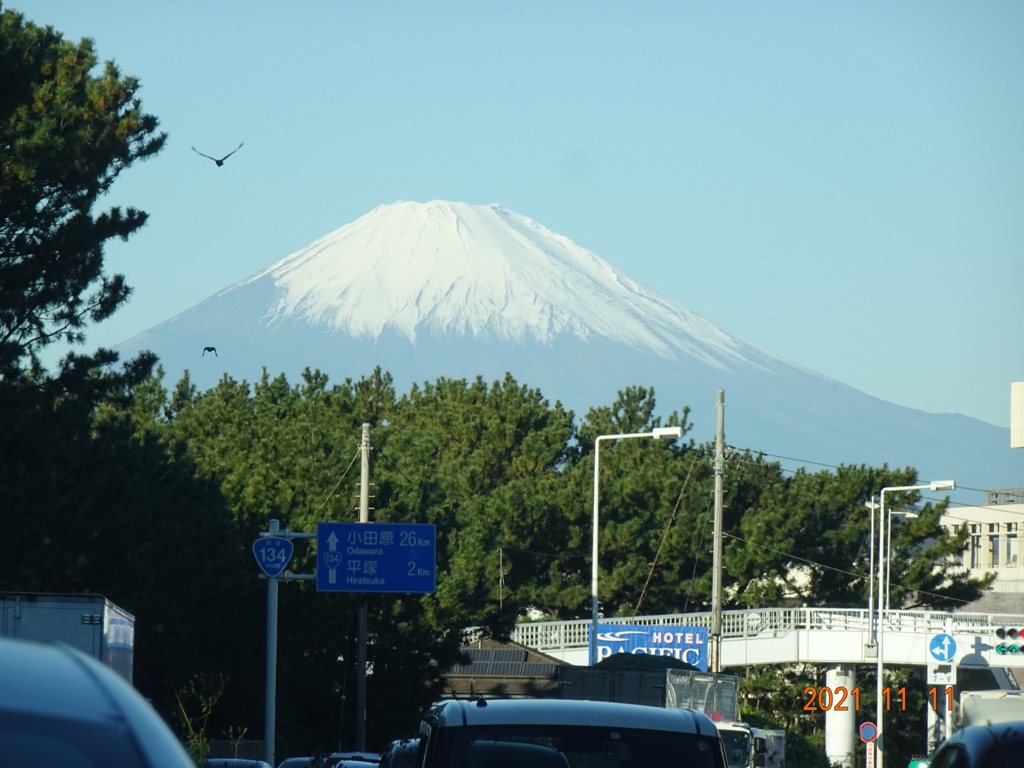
(509, 607), (1024, 655)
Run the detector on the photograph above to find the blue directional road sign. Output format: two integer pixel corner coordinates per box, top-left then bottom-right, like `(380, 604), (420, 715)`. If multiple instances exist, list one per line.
(929, 633), (958, 662)
(252, 536), (294, 577)
(316, 522), (436, 593)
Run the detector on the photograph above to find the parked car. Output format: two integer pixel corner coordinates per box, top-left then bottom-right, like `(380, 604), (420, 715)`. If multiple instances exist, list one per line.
(205, 760), (273, 768)
(324, 752), (381, 768)
(0, 635), (195, 767)
(325, 759), (380, 768)
(278, 758), (325, 768)
(927, 719), (1024, 768)
(380, 738), (421, 768)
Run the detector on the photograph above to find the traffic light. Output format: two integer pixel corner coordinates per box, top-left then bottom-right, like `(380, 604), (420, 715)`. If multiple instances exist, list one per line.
(994, 627), (1024, 654)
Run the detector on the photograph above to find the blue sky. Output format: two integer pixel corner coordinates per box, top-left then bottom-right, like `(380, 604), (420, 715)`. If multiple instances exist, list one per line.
(14, 1), (1024, 428)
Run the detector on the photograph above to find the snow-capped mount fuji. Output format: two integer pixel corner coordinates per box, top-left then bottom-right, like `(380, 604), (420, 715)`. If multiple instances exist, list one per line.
(247, 200), (772, 369)
(118, 200), (1016, 497)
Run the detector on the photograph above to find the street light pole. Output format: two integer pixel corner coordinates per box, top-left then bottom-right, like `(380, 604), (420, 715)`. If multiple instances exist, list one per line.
(875, 480), (954, 768)
(710, 390), (725, 673)
(590, 425), (683, 666)
(867, 496), (877, 649)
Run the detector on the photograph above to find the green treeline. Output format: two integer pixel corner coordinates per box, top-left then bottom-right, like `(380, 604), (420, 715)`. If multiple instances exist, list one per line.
(0, 361), (991, 758)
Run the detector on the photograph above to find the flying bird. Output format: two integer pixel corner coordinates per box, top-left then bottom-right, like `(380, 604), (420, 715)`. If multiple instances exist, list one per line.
(202, 346), (218, 357)
(191, 142), (244, 166)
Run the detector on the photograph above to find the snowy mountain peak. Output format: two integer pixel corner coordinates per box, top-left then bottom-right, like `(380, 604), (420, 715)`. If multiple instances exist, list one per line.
(237, 200), (772, 370)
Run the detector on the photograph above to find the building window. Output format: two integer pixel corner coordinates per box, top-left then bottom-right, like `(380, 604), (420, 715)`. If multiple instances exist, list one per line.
(970, 530), (983, 569)
(991, 536), (1002, 568)
(1007, 534), (1019, 567)
(951, 526), (964, 566)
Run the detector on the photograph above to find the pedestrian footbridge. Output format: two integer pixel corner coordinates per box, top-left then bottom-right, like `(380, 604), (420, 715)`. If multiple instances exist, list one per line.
(511, 606), (1024, 672)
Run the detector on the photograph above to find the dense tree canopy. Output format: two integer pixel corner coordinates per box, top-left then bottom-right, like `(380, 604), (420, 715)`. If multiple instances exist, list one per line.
(0, 1), (244, 743)
(0, 3), (164, 378)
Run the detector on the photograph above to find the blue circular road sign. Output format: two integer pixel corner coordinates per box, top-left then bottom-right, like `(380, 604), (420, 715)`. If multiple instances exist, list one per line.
(929, 633), (957, 662)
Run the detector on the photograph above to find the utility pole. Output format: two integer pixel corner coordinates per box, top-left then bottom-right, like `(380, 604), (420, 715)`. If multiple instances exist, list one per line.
(356, 423), (370, 750)
(359, 423), (371, 524)
(710, 390), (725, 673)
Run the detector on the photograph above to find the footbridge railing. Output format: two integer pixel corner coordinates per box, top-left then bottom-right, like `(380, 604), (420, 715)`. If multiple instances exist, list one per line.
(510, 607), (1024, 668)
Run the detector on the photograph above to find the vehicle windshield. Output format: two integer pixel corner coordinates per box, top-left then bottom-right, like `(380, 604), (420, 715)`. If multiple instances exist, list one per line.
(717, 729), (751, 768)
(990, 740), (1024, 768)
(1, 709), (149, 768)
(438, 724), (721, 768)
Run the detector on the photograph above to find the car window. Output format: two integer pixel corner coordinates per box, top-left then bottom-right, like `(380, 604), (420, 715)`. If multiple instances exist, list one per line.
(718, 729), (751, 768)
(440, 724), (721, 768)
(988, 741), (1024, 768)
(929, 744), (970, 768)
(1, 711), (149, 768)
(467, 741), (570, 768)
(381, 739), (422, 768)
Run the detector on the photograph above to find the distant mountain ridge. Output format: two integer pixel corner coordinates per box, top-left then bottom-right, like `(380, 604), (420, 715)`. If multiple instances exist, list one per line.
(117, 200), (1017, 501)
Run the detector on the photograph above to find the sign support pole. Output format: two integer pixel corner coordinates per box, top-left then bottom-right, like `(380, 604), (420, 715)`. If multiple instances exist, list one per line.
(264, 519), (280, 767)
(710, 390), (725, 673)
(265, 573), (278, 764)
(861, 722), (878, 768)
(254, 521), (314, 767)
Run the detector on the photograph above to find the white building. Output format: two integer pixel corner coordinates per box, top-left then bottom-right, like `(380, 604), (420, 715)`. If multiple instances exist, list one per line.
(941, 487), (1024, 594)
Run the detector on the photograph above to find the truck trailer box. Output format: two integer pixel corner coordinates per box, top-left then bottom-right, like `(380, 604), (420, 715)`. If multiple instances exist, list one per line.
(557, 666), (741, 722)
(557, 666), (671, 707)
(957, 690), (1024, 729)
(0, 592), (135, 682)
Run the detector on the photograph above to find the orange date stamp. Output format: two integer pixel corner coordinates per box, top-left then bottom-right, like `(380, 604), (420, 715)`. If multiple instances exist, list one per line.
(803, 686), (953, 712)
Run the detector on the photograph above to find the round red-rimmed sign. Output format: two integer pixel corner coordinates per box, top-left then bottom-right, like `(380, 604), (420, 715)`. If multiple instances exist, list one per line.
(859, 722), (878, 742)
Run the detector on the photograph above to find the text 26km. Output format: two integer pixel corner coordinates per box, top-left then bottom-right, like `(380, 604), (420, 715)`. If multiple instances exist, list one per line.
(803, 687), (954, 712)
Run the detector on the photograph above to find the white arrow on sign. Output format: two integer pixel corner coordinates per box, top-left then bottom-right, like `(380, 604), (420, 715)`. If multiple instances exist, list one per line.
(929, 633), (957, 662)
(323, 531), (342, 584)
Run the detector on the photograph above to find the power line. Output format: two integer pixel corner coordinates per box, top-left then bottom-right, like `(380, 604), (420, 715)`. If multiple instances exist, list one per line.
(731, 447), (839, 470)
(316, 448), (360, 514)
(723, 531), (976, 606)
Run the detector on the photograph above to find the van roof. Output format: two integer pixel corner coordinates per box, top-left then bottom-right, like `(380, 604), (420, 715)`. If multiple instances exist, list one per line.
(427, 699), (719, 738)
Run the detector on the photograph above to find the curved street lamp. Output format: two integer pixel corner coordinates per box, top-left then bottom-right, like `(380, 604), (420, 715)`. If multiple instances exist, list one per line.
(875, 480), (955, 768)
(590, 426), (682, 665)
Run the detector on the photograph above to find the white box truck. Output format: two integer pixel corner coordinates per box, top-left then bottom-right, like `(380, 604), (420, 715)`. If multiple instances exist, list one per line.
(0, 592), (135, 682)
